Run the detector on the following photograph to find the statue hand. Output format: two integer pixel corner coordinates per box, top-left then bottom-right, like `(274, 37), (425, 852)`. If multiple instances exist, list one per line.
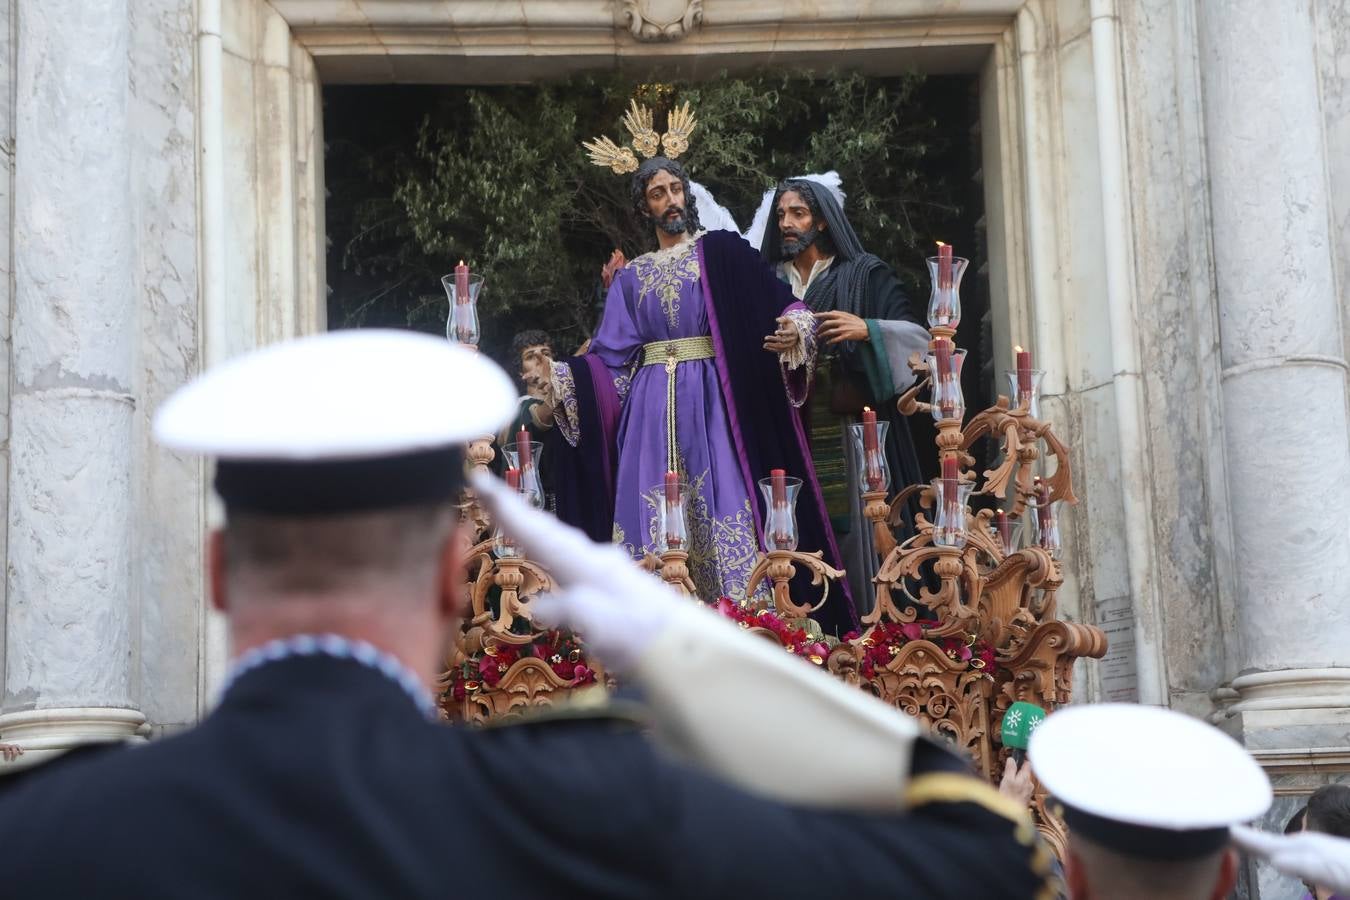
(601, 249), (627, 289)
(763, 315), (800, 354)
(814, 310), (869, 345)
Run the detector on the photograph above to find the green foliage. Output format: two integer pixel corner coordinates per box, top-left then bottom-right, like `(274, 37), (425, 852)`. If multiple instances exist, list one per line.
(327, 71), (956, 361)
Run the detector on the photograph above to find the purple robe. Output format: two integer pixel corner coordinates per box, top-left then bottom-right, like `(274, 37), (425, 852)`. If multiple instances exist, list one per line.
(553, 231), (855, 633)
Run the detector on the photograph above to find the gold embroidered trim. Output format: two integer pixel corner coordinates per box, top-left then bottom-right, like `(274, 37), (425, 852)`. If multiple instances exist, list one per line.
(903, 772), (1035, 827)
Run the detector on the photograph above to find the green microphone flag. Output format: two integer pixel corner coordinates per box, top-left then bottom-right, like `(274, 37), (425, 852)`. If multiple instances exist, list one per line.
(1001, 701), (1047, 765)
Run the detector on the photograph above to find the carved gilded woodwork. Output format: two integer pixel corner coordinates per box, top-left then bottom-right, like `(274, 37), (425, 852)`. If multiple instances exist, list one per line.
(442, 334), (1106, 853)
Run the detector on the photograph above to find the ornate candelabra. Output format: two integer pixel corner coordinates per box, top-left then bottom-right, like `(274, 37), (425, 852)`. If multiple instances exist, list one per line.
(440, 243), (1107, 854)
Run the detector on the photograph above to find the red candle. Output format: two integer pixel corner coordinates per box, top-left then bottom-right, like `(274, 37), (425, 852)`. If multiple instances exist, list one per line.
(1015, 345), (1033, 396)
(995, 508), (1011, 550)
(937, 241), (953, 290)
(1035, 479), (1051, 532)
(516, 426), (532, 470)
(861, 407), (879, 452)
(941, 455), (960, 521)
(934, 339), (954, 418)
(455, 259), (470, 303)
(505, 467), (521, 490)
(664, 470), (680, 504)
(771, 468), (787, 506)
(861, 407), (884, 491)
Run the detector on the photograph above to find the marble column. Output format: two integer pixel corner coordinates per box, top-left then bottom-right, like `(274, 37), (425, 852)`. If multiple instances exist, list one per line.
(1197, 0), (1350, 721)
(0, 0), (144, 759)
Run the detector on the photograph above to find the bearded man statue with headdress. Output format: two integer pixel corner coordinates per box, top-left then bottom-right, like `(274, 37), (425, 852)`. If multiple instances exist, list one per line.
(757, 177), (930, 607)
(542, 102), (855, 635)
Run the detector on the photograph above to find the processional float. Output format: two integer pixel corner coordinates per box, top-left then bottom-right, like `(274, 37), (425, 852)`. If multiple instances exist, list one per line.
(439, 246), (1107, 854)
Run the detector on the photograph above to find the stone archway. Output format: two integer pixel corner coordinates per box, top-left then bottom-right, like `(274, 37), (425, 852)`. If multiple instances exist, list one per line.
(199, 0), (1152, 711)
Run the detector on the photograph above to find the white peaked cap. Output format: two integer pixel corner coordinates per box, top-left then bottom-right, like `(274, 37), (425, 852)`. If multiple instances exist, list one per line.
(1030, 703), (1271, 859)
(154, 329), (516, 460)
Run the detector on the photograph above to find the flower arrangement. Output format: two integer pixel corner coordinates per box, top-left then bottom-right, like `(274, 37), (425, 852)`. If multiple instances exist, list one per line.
(843, 620), (997, 681)
(446, 629), (596, 704)
(712, 597), (832, 665)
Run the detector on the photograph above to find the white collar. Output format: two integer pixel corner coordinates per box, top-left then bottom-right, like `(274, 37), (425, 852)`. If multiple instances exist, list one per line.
(221, 633), (437, 719)
(781, 255), (836, 300)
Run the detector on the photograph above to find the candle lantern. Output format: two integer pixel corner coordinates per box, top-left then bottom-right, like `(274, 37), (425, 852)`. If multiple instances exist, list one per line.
(1033, 482), (1062, 558)
(1005, 346), (1046, 418)
(932, 460), (975, 549)
(848, 417), (891, 494)
(654, 474), (690, 553)
(502, 439), (544, 503)
(758, 471), (803, 552)
(925, 340), (967, 422)
(991, 509), (1025, 556)
(494, 468), (531, 558)
(441, 262), (485, 347)
(925, 244), (969, 329)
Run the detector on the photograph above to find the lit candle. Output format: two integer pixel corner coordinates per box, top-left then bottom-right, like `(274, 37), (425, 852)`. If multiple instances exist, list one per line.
(861, 407), (879, 452)
(937, 241), (953, 290)
(505, 467), (521, 491)
(995, 508), (1011, 552)
(455, 259), (470, 304)
(516, 426), (532, 470)
(1015, 345), (1033, 397)
(934, 338), (954, 419)
(770, 468), (790, 547)
(455, 260), (472, 342)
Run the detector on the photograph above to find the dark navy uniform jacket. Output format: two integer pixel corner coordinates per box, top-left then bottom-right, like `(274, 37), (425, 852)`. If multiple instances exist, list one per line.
(0, 655), (1055, 897)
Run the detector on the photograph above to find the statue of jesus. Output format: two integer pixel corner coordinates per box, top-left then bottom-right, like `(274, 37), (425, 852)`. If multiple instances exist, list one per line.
(546, 102), (854, 634)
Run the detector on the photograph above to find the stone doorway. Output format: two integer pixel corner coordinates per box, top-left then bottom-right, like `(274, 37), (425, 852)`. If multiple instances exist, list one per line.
(204, 0), (1144, 709)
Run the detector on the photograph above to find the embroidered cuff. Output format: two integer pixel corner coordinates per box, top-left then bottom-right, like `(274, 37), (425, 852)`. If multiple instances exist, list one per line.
(779, 307), (818, 408)
(551, 362), (581, 447)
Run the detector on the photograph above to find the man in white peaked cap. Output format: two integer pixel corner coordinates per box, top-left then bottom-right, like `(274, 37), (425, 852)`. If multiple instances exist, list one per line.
(0, 329), (1054, 898)
(1030, 703), (1273, 900)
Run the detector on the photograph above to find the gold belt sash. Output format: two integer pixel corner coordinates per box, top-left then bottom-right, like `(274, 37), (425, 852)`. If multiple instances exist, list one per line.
(640, 336), (716, 367)
(640, 337), (716, 473)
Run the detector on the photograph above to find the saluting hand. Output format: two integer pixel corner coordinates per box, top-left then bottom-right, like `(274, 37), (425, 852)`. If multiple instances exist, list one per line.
(762, 316), (799, 354)
(814, 310), (868, 345)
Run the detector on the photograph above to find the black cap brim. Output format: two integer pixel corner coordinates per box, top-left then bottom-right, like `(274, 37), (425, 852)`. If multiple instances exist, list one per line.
(215, 446), (465, 516)
(1062, 802), (1231, 861)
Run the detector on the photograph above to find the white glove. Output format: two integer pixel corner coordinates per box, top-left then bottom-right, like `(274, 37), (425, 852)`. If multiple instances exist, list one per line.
(1232, 825), (1350, 894)
(471, 469), (921, 810)
(470, 470), (692, 670)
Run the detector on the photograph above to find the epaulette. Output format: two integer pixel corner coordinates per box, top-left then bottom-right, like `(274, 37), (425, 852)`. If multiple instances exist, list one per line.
(905, 772), (1064, 899)
(0, 740), (127, 789)
(479, 686), (649, 731)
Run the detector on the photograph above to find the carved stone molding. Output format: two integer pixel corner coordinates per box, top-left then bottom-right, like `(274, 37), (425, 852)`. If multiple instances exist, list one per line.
(620, 0), (703, 42)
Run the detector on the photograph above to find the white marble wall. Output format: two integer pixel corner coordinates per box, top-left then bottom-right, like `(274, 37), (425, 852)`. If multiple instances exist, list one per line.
(195, 0), (326, 704)
(1114, 0), (1239, 716)
(1196, 0), (1350, 684)
(5, 0), (139, 720)
(0, 0), (13, 703)
(130, 0), (206, 737)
